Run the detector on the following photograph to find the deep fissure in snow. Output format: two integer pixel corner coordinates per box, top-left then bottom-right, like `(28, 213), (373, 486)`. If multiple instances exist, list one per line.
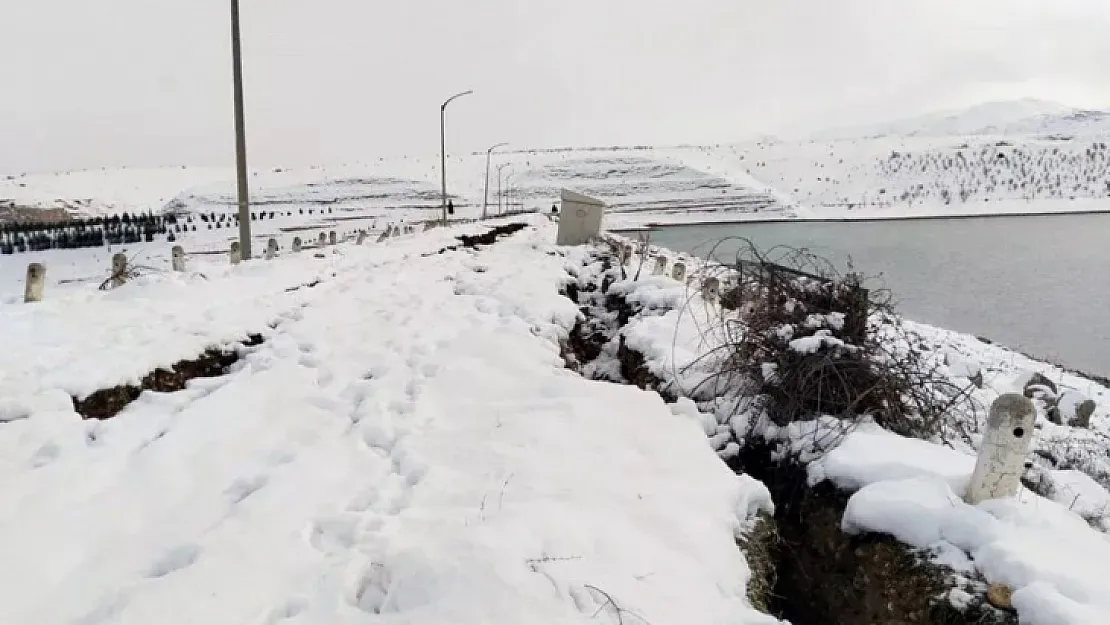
(424, 222), (530, 256)
(71, 333), (264, 419)
(559, 244), (1018, 625)
(729, 444), (1016, 625)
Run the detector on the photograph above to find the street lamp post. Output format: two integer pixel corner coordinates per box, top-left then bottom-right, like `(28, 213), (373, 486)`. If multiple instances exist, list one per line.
(230, 0), (251, 259)
(482, 142), (508, 220)
(440, 90), (473, 225)
(497, 164), (511, 216)
(505, 172), (521, 214)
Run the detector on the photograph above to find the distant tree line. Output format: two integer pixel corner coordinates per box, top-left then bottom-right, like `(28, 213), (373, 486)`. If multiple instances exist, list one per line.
(0, 212), (177, 254)
(0, 206), (340, 254)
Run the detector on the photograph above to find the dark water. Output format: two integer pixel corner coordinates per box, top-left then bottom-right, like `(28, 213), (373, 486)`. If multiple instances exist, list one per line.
(642, 213), (1110, 376)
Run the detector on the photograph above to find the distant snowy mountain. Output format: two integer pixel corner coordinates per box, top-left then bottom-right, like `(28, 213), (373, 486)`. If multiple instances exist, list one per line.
(816, 98), (1110, 140)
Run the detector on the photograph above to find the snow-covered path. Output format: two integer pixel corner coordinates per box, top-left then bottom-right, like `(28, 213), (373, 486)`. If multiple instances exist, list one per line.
(0, 217), (775, 625)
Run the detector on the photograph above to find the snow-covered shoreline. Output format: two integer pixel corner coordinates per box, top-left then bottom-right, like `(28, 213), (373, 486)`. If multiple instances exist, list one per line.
(4, 208), (1110, 624)
(581, 233), (1110, 625)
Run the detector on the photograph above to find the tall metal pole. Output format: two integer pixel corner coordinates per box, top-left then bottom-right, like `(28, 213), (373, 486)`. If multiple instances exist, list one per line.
(230, 0), (251, 259)
(506, 172), (519, 214)
(439, 90), (473, 225)
(482, 142), (508, 220)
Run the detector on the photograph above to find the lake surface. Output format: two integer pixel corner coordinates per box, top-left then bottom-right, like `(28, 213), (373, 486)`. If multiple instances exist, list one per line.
(642, 213), (1110, 377)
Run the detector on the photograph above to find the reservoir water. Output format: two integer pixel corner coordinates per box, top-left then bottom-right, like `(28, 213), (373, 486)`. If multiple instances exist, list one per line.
(641, 213), (1110, 376)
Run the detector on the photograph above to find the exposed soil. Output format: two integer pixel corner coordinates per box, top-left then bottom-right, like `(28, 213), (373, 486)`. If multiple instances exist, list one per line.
(560, 243), (1017, 625)
(731, 443), (1017, 625)
(72, 334), (263, 420)
(425, 222), (530, 256)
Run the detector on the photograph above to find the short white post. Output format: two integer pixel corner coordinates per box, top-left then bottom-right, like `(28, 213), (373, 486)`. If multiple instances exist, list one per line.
(391, 225), (400, 237)
(328, 231), (337, 245)
(292, 237), (302, 252)
(24, 263), (45, 303)
(671, 261), (687, 283)
(171, 245), (186, 272)
(620, 244), (633, 266)
(111, 253), (128, 288)
(318, 232), (327, 246)
(653, 255), (668, 276)
(229, 241), (242, 265)
(965, 394), (1037, 505)
(356, 231), (367, 245)
(701, 277), (720, 304)
(264, 238), (278, 260)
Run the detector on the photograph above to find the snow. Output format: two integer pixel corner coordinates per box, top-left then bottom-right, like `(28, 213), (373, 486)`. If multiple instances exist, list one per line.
(807, 424), (977, 493)
(0, 215), (778, 625)
(603, 234), (1110, 625)
(842, 477), (1110, 625)
(813, 98), (1093, 141)
(8, 107), (1110, 233)
(1048, 470), (1110, 526)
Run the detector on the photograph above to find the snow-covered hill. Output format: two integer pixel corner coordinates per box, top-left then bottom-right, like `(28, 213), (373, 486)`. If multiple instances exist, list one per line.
(815, 98), (1110, 141)
(726, 134), (1110, 218)
(0, 149), (796, 228)
(5, 99), (1110, 225)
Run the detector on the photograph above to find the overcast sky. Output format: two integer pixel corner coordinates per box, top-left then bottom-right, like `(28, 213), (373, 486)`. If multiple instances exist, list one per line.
(4, 0), (1110, 173)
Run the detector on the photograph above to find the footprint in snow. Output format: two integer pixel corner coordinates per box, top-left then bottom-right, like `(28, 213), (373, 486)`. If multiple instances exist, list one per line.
(225, 474), (269, 505)
(30, 442), (60, 468)
(262, 597), (309, 624)
(146, 543), (202, 578)
(346, 487), (380, 513)
(73, 592), (129, 625)
(360, 423), (397, 454)
(348, 561), (393, 615)
(305, 514), (360, 554)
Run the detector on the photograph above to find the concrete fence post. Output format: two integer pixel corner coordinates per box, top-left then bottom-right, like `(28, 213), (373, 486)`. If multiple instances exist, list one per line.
(292, 237), (302, 253)
(965, 394), (1037, 505)
(111, 253), (128, 288)
(318, 232), (327, 246)
(171, 246), (186, 272)
(356, 231), (367, 245)
(24, 263), (45, 303)
(671, 261), (687, 283)
(328, 231), (337, 245)
(265, 238), (278, 260)
(229, 241), (242, 265)
(377, 230), (389, 243)
(653, 255), (668, 276)
(701, 277), (720, 304)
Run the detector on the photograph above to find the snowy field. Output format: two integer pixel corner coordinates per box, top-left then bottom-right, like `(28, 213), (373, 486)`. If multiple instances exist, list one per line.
(4, 210), (1110, 624)
(0, 216), (778, 625)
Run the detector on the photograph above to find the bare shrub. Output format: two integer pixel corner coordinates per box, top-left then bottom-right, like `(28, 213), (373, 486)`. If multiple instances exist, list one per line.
(681, 237), (978, 443)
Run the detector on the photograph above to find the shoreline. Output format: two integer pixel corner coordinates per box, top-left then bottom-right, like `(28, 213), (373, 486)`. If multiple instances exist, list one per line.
(609, 206), (1110, 231)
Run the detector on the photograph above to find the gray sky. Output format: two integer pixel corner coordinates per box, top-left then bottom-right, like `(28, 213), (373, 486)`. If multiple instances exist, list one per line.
(4, 0), (1110, 173)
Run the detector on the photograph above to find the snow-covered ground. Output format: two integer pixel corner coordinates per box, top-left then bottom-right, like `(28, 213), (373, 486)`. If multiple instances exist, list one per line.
(0, 216), (779, 625)
(595, 238), (1110, 625)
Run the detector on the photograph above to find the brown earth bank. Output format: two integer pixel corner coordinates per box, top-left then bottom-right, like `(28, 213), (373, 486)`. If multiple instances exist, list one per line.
(72, 334), (264, 420)
(0, 204), (71, 224)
